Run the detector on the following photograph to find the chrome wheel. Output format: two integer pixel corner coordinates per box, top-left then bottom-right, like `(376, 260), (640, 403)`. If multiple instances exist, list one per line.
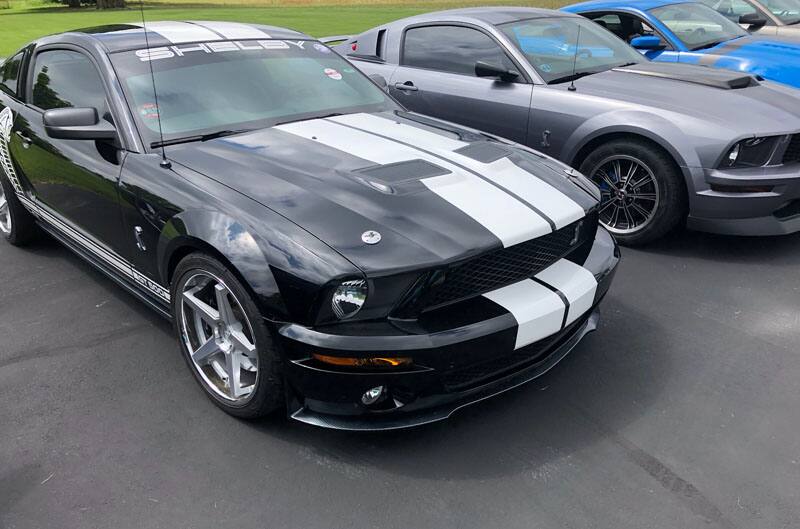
(590, 155), (660, 235)
(0, 185), (11, 235)
(180, 272), (259, 403)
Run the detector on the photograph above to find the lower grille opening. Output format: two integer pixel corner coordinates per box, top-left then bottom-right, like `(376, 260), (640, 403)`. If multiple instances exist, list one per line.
(783, 135), (800, 165)
(442, 312), (592, 391)
(774, 199), (800, 220)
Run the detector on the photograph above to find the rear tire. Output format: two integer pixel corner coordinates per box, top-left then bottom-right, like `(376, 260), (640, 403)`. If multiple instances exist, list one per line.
(0, 172), (38, 246)
(171, 253), (284, 419)
(579, 138), (687, 245)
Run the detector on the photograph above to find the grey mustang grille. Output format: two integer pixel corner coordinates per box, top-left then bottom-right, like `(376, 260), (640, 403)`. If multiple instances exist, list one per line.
(783, 135), (800, 164)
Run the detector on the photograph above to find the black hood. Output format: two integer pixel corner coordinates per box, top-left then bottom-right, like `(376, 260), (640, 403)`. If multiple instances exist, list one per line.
(166, 112), (597, 275)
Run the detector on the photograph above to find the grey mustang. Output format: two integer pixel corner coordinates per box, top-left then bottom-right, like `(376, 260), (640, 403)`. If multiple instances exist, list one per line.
(329, 7), (800, 244)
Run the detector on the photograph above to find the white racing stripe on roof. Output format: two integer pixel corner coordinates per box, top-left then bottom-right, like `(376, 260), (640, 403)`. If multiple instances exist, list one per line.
(483, 279), (565, 349)
(535, 259), (597, 326)
(343, 113), (586, 229)
(132, 21), (222, 43)
(275, 119), (551, 246)
(190, 21), (271, 39)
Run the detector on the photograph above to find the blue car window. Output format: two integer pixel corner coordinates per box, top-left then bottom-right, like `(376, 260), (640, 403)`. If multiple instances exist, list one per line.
(500, 17), (643, 84)
(649, 3), (748, 50)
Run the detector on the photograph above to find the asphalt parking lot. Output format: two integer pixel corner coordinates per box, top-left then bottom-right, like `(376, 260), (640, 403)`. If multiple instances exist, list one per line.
(1, 228), (799, 529)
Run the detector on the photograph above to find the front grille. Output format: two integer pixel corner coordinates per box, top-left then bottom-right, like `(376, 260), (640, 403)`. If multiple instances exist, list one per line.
(442, 312), (591, 391)
(783, 135), (800, 164)
(416, 212), (597, 312)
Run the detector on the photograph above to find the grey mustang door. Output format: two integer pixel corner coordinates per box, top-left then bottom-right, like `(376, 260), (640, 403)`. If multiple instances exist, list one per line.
(389, 24), (533, 145)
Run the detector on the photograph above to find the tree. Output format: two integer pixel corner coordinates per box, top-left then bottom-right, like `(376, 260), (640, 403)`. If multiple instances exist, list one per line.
(96, 0), (126, 7)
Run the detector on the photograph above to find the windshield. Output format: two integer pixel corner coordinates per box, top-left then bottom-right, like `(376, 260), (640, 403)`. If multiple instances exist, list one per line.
(649, 3), (747, 50)
(499, 17), (644, 84)
(110, 39), (396, 147)
(760, 0), (800, 24)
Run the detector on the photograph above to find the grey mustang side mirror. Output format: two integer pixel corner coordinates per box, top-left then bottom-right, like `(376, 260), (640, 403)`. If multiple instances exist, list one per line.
(43, 107), (117, 141)
(739, 12), (767, 29)
(475, 61), (520, 82)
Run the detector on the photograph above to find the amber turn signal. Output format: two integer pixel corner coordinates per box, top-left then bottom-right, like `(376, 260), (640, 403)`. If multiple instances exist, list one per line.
(313, 354), (412, 368)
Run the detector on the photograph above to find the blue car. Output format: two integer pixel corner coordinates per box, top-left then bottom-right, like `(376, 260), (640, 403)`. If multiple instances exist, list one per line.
(563, 0), (800, 87)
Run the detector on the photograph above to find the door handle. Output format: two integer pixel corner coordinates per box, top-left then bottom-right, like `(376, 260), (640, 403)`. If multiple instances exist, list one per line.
(15, 131), (32, 147)
(393, 81), (418, 92)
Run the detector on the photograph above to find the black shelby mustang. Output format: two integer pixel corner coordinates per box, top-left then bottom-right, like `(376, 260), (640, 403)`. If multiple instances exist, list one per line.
(0, 21), (618, 430)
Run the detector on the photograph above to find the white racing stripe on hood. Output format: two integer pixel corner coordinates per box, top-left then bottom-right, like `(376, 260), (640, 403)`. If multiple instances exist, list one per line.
(333, 113), (586, 229)
(483, 279), (565, 349)
(536, 259), (598, 326)
(275, 119), (551, 246)
(131, 21), (222, 43)
(190, 21), (271, 39)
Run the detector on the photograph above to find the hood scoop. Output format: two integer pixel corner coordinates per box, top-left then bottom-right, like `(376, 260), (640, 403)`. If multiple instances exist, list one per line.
(612, 63), (759, 90)
(351, 159), (450, 195)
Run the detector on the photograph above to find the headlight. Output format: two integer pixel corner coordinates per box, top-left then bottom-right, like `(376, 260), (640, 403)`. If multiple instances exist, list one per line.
(331, 279), (368, 319)
(722, 137), (779, 168)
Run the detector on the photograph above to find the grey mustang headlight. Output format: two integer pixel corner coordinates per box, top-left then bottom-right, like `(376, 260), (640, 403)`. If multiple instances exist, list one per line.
(331, 279), (368, 320)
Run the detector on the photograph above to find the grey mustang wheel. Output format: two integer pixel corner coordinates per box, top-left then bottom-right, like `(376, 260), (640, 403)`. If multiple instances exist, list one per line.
(590, 154), (660, 235)
(0, 184), (11, 235)
(179, 271), (259, 403)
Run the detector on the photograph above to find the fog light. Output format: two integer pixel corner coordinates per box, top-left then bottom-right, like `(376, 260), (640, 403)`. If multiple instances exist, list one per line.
(361, 386), (385, 405)
(313, 354), (412, 368)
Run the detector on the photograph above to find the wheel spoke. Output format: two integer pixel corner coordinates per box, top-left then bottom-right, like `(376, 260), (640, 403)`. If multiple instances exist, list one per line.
(598, 198), (617, 214)
(622, 202), (636, 228)
(631, 202), (653, 219)
(215, 284), (236, 326)
(623, 160), (638, 190)
(229, 327), (255, 355)
(192, 336), (222, 364)
(225, 351), (246, 398)
(183, 287), (220, 326)
(596, 169), (618, 189)
(633, 193), (657, 202)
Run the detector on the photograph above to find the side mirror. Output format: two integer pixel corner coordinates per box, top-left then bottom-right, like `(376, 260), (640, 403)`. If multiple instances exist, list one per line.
(43, 107), (117, 141)
(739, 13), (767, 29)
(369, 73), (389, 92)
(630, 35), (666, 50)
(475, 61), (520, 82)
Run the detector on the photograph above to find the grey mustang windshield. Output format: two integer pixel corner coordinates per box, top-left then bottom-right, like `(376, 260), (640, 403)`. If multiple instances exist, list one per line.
(110, 39), (397, 146)
(650, 3), (748, 50)
(499, 17), (644, 84)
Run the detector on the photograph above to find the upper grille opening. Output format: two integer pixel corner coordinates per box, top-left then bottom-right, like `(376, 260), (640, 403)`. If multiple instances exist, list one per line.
(783, 135), (800, 165)
(396, 212), (598, 316)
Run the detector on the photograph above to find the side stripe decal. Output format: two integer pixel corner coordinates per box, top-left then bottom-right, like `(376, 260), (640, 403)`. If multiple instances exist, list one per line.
(275, 119), (552, 246)
(16, 195), (171, 304)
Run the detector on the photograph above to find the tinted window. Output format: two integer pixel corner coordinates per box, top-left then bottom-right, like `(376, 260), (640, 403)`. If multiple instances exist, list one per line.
(698, 0), (759, 22)
(589, 12), (663, 44)
(402, 25), (515, 76)
(31, 50), (106, 111)
(650, 3), (747, 50)
(109, 40), (395, 145)
(501, 17), (643, 84)
(0, 52), (24, 97)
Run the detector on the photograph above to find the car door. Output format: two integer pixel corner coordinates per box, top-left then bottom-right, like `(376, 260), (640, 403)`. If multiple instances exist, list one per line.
(11, 46), (127, 253)
(389, 24), (533, 145)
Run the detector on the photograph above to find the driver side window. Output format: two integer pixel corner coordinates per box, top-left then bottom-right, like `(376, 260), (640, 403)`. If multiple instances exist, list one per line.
(697, 0), (759, 22)
(30, 50), (106, 112)
(590, 12), (664, 45)
(402, 25), (516, 77)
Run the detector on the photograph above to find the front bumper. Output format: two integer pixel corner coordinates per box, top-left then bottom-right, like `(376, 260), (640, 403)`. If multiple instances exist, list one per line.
(687, 163), (800, 236)
(276, 228), (619, 430)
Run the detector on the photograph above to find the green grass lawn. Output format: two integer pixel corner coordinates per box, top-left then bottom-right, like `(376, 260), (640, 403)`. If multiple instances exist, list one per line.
(0, 0), (567, 57)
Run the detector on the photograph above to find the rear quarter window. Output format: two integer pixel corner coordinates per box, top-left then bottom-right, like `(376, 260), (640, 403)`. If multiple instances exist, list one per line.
(0, 52), (25, 98)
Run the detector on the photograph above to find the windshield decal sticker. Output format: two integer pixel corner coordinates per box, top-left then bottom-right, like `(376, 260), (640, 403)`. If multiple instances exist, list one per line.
(314, 43), (331, 54)
(138, 103), (160, 120)
(324, 68), (343, 80)
(136, 40), (292, 61)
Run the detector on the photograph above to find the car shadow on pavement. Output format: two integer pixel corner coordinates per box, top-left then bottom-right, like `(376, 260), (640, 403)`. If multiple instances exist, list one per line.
(634, 227), (800, 264)
(248, 297), (670, 482)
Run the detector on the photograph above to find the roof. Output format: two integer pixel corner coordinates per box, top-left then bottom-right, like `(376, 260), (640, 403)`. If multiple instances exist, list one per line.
(67, 21), (308, 53)
(406, 6), (581, 25)
(564, 0), (692, 12)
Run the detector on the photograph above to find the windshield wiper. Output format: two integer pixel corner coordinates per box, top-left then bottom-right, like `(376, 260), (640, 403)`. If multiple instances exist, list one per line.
(548, 71), (596, 85)
(274, 112), (345, 127)
(151, 129), (254, 149)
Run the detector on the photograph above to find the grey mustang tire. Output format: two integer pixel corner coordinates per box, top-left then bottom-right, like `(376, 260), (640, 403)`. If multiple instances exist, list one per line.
(171, 253), (284, 419)
(0, 172), (38, 246)
(580, 138), (686, 245)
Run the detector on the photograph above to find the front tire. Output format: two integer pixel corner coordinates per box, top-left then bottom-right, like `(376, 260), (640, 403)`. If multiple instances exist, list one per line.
(171, 253), (284, 419)
(0, 173), (38, 246)
(580, 138), (686, 245)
